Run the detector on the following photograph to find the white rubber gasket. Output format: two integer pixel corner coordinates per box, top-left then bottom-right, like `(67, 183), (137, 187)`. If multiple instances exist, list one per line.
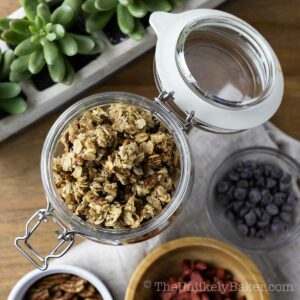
(150, 9), (284, 131)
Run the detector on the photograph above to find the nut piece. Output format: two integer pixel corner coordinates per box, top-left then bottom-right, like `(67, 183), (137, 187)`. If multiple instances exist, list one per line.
(53, 104), (180, 229)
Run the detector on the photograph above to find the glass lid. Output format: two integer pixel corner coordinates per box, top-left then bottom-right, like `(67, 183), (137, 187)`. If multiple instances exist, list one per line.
(175, 16), (275, 109)
(150, 9), (284, 131)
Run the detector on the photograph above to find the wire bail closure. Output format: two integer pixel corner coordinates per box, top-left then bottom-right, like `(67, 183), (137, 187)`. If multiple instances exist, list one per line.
(154, 91), (196, 131)
(15, 207), (75, 270)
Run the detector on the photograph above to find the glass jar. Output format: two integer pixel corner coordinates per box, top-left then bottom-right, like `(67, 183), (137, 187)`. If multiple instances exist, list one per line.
(16, 92), (193, 270)
(16, 9), (284, 270)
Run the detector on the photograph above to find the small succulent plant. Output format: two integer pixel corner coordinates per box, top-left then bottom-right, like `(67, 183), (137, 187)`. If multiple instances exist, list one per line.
(0, 0), (105, 85)
(82, 0), (182, 41)
(0, 49), (27, 115)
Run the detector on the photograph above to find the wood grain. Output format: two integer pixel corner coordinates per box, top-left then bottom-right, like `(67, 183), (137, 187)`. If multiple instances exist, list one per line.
(125, 237), (269, 300)
(0, 0), (299, 298)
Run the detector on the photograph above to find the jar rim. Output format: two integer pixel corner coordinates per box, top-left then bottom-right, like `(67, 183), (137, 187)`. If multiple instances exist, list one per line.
(176, 15), (276, 109)
(41, 92), (193, 244)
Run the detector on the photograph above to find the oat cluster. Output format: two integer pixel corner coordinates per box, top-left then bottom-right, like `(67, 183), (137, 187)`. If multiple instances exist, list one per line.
(53, 104), (180, 229)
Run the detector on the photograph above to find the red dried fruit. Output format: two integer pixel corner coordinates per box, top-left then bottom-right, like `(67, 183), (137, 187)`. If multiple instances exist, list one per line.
(160, 291), (176, 300)
(158, 260), (247, 300)
(190, 292), (201, 300)
(181, 260), (193, 277)
(195, 262), (208, 271)
(176, 292), (192, 300)
(216, 268), (225, 279)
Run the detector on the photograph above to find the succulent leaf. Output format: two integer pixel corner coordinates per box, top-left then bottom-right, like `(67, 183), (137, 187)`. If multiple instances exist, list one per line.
(0, 49), (14, 81)
(9, 19), (32, 35)
(58, 33), (78, 56)
(15, 38), (42, 56)
(10, 70), (32, 82)
(69, 33), (96, 54)
(51, 24), (65, 40)
(142, 0), (172, 12)
(117, 3), (135, 34)
(119, 0), (134, 6)
(85, 38), (105, 55)
(63, 0), (83, 24)
(10, 55), (30, 73)
(62, 58), (75, 85)
(82, 0), (180, 40)
(48, 53), (66, 82)
(0, 18), (11, 32)
(127, 1), (147, 18)
(85, 10), (115, 33)
(82, 0), (97, 13)
(51, 5), (74, 27)
(28, 50), (45, 74)
(1, 29), (28, 45)
(128, 18), (145, 41)
(0, 82), (22, 99)
(0, 96), (27, 115)
(37, 3), (51, 23)
(21, 0), (41, 22)
(95, 0), (118, 11)
(43, 40), (59, 65)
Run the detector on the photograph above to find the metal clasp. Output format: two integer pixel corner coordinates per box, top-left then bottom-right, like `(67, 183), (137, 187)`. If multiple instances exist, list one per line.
(154, 91), (196, 131)
(15, 208), (75, 270)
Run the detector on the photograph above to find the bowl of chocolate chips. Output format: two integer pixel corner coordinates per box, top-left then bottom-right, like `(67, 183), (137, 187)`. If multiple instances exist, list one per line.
(206, 147), (300, 251)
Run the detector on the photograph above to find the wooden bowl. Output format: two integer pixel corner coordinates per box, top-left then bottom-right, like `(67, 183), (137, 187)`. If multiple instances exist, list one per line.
(125, 237), (269, 300)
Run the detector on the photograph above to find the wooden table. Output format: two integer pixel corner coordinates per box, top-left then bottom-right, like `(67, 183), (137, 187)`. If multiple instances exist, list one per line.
(0, 0), (299, 298)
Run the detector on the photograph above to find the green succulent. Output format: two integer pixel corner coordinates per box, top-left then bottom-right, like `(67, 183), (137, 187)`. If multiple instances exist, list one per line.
(0, 0), (105, 85)
(0, 49), (27, 115)
(82, 0), (182, 41)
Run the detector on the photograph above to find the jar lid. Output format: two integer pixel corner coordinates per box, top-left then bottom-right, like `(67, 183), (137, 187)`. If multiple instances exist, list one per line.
(150, 9), (284, 132)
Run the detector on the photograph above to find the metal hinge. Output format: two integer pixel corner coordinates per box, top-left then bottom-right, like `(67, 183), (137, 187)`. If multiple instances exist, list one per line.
(154, 91), (196, 131)
(15, 209), (75, 270)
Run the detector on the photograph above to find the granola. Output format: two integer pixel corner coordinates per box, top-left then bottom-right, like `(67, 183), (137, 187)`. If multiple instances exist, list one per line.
(53, 104), (180, 229)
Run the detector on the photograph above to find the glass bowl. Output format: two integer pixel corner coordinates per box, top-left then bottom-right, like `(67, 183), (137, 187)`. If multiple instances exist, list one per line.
(206, 147), (300, 252)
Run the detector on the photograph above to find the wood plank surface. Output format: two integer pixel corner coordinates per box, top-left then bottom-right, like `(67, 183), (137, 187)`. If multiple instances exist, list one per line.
(0, 0), (299, 298)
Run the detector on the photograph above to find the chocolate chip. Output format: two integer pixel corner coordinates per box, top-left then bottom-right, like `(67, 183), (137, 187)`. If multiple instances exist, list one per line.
(255, 177), (265, 188)
(261, 212), (271, 222)
(279, 212), (292, 223)
(280, 173), (292, 183)
(256, 230), (266, 238)
(237, 224), (249, 236)
(279, 182), (290, 192)
(233, 201), (244, 212)
(266, 204), (279, 216)
(271, 222), (287, 234)
(237, 180), (249, 189)
(261, 189), (273, 205)
(287, 193), (298, 206)
(274, 193), (286, 206)
(225, 210), (235, 221)
(266, 178), (277, 189)
(241, 169), (252, 179)
(249, 188), (262, 204)
(233, 162), (244, 173)
(271, 167), (283, 179)
(217, 180), (230, 193)
(228, 171), (240, 182)
(233, 187), (247, 201)
(244, 210), (257, 226)
(239, 206), (249, 217)
(257, 219), (270, 228)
